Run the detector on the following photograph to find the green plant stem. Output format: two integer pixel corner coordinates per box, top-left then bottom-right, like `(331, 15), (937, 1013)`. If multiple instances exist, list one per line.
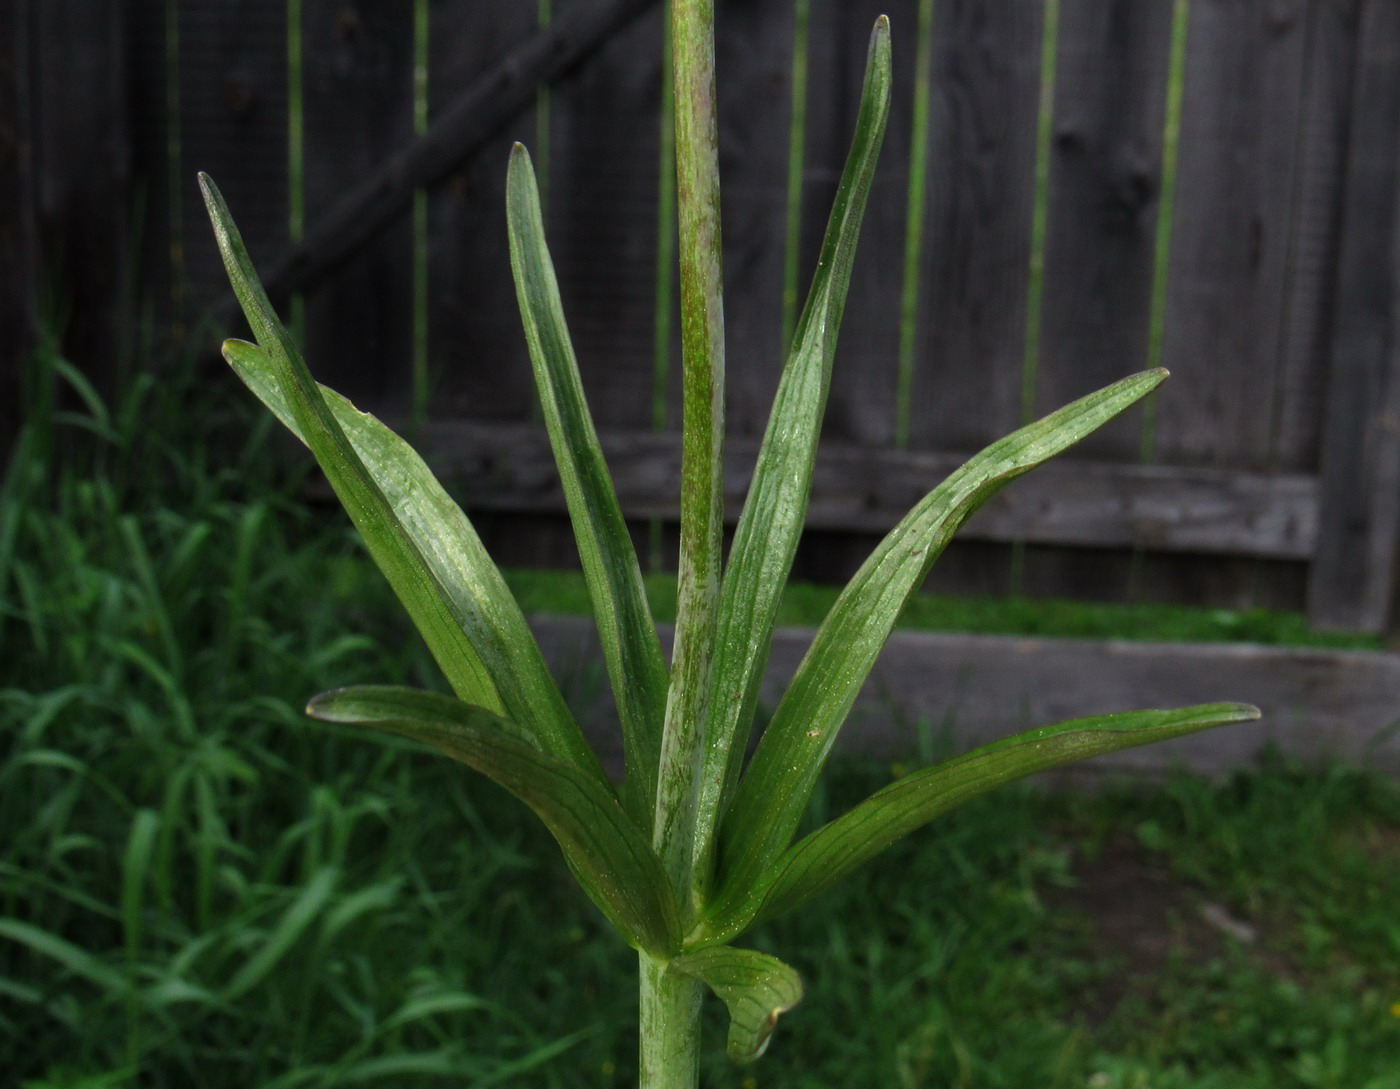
(654, 0), (725, 902)
(638, 953), (705, 1089)
(646, 0), (723, 1081)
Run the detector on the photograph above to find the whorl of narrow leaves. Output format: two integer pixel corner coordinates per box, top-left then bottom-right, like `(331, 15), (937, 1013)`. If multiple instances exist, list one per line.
(202, 11), (1256, 1078)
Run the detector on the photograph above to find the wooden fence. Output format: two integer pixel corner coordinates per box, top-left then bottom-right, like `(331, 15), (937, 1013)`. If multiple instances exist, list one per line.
(7, 0), (1400, 634)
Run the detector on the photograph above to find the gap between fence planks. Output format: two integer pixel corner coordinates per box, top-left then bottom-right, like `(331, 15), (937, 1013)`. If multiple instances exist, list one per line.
(217, 0), (659, 320)
(530, 616), (1400, 779)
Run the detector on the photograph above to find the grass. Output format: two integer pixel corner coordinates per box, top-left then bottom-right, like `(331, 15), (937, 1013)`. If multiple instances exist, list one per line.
(4, 349), (1399, 1087)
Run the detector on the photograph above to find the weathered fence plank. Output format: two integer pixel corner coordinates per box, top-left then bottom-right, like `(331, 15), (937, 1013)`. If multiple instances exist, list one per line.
(28, 0), (131, 378)
(906, 0), (1045, 453)
(301, 0), (416, 405)
(549, 0), (666, 431)
(1309, 0), (1400, 632)
(179, 0), (291, 329)
(1155, 0), (1310, 468)
(0, 0), (37, 451)
(426, 1), (541, 426)
(416, 420), (1318, 560)
(715, 0), (797, 439)
(1034, 0), (1174, 460)
(127, 0), (181, 339)
(1269, 0), (1360, 472)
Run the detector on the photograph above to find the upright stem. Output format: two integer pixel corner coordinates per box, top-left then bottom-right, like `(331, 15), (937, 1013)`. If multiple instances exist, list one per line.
(646, 0), (723, 1083)
(638, 953), (705, 1089)
(653, 0), (725, 904)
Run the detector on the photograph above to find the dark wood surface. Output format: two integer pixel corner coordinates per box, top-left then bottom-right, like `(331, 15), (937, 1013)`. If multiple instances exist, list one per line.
(1310, 0), (1400, 632)
(179, 0), (291, 328)
(0, 0), (37, 454)
(1155, 0), (1312, 470)
(1034, 0), (1174, 460)
(301, 0), (416, 406)
(9, 0), (1400, 632)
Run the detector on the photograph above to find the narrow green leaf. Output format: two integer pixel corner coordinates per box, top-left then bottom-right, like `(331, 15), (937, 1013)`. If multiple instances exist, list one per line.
(692, 16), (891, 902)
(200, 174), (499, 716)
(222, 866), (339, 1000)
(506, 143), (669, 824)
(308, 685), (682, 955)
(0, 917), (128, 995)
(220, 336), (605, 784)
(715, 369), (1169, 912)
(668, 946), (803, 1064)
(122, 808), (160, 964)
(706, 702), (1260, 941)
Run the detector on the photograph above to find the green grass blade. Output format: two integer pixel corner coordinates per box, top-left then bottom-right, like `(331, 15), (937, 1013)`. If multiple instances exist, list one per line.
(0, 917), (128, 995)
(308, 685), (682, 955)
(121, 808), (160, 966)
(668, 945), (803, 1064)
(715, 370), (1169, 911)
(222, 865), (339, 1001)
(707, 703), (1260, 939)
(506, 143), (669, 824)
(219, 337), (604, 785)
(691, 16), (891, 902)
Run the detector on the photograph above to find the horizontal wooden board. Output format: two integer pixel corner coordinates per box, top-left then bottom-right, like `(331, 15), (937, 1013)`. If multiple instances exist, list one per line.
(531, 616), (1400, 778)
(417, 420), (1319, 559)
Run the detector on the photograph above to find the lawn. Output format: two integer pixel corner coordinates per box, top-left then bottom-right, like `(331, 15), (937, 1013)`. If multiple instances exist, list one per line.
(4, 354), (1399, 1087)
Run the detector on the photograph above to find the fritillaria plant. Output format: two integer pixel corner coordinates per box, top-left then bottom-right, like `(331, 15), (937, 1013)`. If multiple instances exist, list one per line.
(200, 5), (1255, 1085)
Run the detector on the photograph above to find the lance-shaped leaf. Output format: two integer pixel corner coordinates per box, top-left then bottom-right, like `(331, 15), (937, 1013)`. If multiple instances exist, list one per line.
(308, 685), (681, 956)
(690, 16), (891, 902)
(201, 176), (498, 717)
(715, 370), (1169, 912)
(668, 946), (803, 1064)
(506, 143), (669, 824)
(203, 178), (602, 784)
(704, 702), (1260, 941)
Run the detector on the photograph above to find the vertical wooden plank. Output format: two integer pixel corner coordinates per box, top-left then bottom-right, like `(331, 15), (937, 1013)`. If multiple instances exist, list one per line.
(1154, 0), (1309, 469)
(423, 0), (578, 570)
(0, 0), (37, 452)
(713, 0), (795, 439)
(1033, 0), (1174, 459)
(300, 0), (415, 406)
(425, 0), (537, 426)
(1270, 0), (1361, 472)
(127, 0), (181, 343)
(1309, 0), (1400, 632)
(547, 0), (666, 431)
(29, 0), (131, 385)
(179, 0), (290, 331)
(905, 0), (1046, 453)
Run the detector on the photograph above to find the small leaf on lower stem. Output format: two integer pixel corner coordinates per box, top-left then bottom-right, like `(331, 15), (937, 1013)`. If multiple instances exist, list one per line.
(668, 946), (803, 1064)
